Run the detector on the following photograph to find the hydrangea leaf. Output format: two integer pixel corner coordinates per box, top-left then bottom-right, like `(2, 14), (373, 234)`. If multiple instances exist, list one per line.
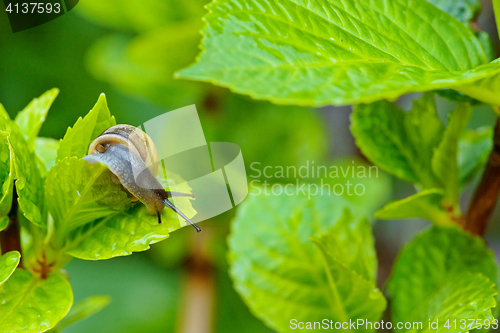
(375, 189), (454, 226)
(0, 131), (14, 219)
(35, 137), (59, 173)
(431, 103), (472, 205)
(458, 127), (493, 187)
(45, 157), (132, 245)
(388, 227), (498, 332)
(56, 93), (116, 162)
(0, 269), (73, 333)
(8, 122), (45, 227)
(62, 166), (196, 260)
(14, 88), (59, 149)
(452, 72), (500, 106)
(177, 0), (500, 106)
(425, 0), (481, 27)
(0, 251), (20, 285)
(228, 189), (385, 332)
(351, 95), (443, 188)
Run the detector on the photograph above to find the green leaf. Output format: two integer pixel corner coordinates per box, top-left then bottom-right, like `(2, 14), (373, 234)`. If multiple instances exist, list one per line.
(452, 69), (500, 106)
(431, 103), (472, 204)
(0, 251), (20, 285)
(0, 131), (14, 218)
(0, 269), (73, 332)
(53, 295), (110, 331)
(458, 127), (493, 187)
(14, 88), (59, 149)
(177, 0), (500, 106)
(35, 137), (59, 173)
(375, 189), (454, 226)
(62, 171), (196, 260)
(425, 0), (481, 27)
(388, 227), (498, 332)
(8, 122), (45, 227)
(228, 189), (385, 332)
(46, 157), (131, 245)
(351, 95), (442, 188)
(56, 94), (115, 162)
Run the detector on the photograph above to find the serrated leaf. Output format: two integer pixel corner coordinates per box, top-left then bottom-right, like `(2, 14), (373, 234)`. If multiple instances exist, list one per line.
(177, 0), (500, 106)
(375, 189), (454, 226)
(0, 269), (73, 333)
(35, 137), (59, 173)
(53, 295), (110, 331)
(351, 96), (442, 188)
(8, 122), (45, 227)
(46, 157), (131, 244)
(459, 127), (493, 187)
(0, 131), (13, 218)
(14, 88), (59, 148)
(56, 94), (115, 161)
(388, 227), (498, 332)
(228, 189), (385, 332)
(431, 103), (472, 204)
(0, 251), (20, 285)
(62, 170), (196, 260)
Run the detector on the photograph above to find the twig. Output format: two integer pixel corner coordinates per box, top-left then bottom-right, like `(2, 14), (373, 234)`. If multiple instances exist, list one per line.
(0, 183), (23, 267)
(464, 117), (500, 236)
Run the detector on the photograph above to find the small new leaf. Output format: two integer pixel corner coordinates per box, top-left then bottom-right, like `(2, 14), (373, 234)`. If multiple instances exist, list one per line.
(0, 251), (21, 285)
(14, 88), (59, 148)
(57, 93), (115, 161)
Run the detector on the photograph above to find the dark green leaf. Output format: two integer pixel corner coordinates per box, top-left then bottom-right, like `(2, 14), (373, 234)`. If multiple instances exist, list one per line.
(0, 131), (13, 219)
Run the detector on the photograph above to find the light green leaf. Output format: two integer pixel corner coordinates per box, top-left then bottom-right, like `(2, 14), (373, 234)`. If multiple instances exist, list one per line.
(35, 137), (59, 173)
(56, 94), (115, 162)
(0, 131), (13, 218)
(8, 122), (45, 227)
(431, 103), (472, 205)
(388, 227), (498, 332)
(452, 71), (500, 106)
(351, 96), (442, 188)
(375, 189), (454, 226)
(46, 157), (131, 245)
(0, 251), (20, 285)
(53, 295), (110, 331)
(178, 0), (500, 106)
(458, 127), (493, 187)
(63, 170), (196, 260)
(425, 0), (481, 27)
(0, 269), (73, 333)
(228, 189), (385, 332)
(14, 88), (59, 148)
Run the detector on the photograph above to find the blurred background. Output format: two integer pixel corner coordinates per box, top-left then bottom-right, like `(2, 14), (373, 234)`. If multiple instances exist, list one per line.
(0, 0), (499, 332)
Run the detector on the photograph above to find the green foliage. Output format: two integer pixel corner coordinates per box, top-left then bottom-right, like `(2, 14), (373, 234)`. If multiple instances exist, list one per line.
(52, 295), (110, 332)
(352, 94), (481, 224)
(14, 88), (59, 149)
(0, 251), (20, 285)
(56, 94), (115, 162)
(426, 0), (480, 27)
(0, 269), (73, 333)
(0, 130), (13, 220)
(178, 0), (500, 106)
(388, 227), (498, 332)
(228, 189), (385, 332)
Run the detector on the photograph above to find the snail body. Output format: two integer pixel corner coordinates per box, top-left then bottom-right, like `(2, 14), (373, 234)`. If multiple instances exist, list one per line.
(83, 125), (200, 232)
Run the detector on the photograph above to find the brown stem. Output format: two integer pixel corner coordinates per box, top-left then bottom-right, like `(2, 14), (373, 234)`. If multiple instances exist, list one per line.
(464, 118), (500, 236)
(0, 183), (23, 267)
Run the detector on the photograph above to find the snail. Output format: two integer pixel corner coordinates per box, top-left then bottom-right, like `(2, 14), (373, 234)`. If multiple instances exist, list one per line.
(83, 125), (201, 232)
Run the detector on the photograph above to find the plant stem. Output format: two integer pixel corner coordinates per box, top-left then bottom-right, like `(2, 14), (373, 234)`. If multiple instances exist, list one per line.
(464, 117), (500, 236)
(0, 183), (23, 267)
